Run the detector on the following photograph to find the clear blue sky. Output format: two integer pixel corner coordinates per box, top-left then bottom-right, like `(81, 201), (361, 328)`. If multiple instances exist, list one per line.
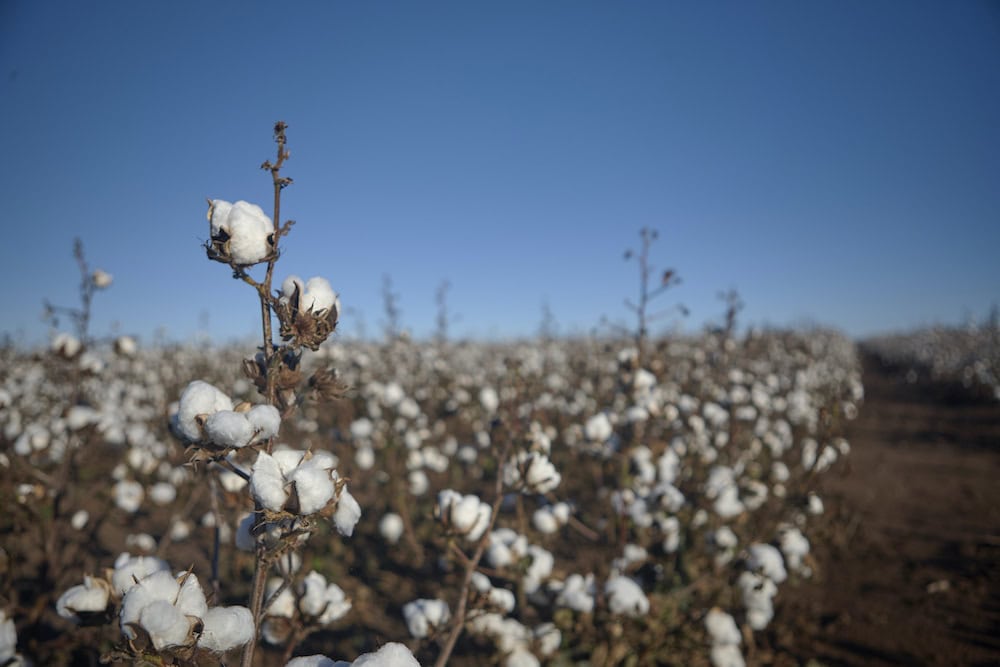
(2, 1), (998, 344)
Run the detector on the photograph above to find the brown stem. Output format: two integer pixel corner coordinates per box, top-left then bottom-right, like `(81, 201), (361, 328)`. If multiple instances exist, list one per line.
(433, 445), (510, 667)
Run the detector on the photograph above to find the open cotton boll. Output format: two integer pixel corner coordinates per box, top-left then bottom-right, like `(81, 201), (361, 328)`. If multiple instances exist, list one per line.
(705, 608), (741, 646)
(554, 573), (595, 613)
(175, 573), (209, 618)
(299, 572), (351, 624)
(225, 201), (272, 265)
(746, 543), (787, 583)
(113, 479), (144, 513)
(604, 575), (649, 616)
(710, 644), (746, 667)
(139, 599), (191, 649)
(208, 199), (233, 236)
(286, 657), (347, 667)
(250, 452), (289, 512)
(333, 488), (362, 537)
(281, 275), (306, 302)
(402, 598), (450, 639)
(289, 462), (335, 515)
(176, 381), (233, 442)
(379, 513), (404, 544)
(351, 643), (420, 667)
(112, 553), (170, 595)
(57, 575), (112, 620)
(303, 276), (337, 314)
(205, 411), (253, 448)
(120, 570), (181, 639)
(247, 404), (281, 442)
(198, 606), (253, 652)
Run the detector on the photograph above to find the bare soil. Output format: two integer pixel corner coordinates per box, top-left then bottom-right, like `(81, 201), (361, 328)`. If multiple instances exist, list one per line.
(777, 351), (1000, 666)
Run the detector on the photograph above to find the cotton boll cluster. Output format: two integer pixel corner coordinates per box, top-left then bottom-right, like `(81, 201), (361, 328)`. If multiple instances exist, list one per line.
(435, 489), (491, 541)
(704, 608), (744, 667)
(172, 380), (280, 449)
(206, 199), (273, 266)
(402, 598), (450, 639)
(260, 571), (351, 645)
(285, 642), (420, 667)
(502, 452), (561, 494)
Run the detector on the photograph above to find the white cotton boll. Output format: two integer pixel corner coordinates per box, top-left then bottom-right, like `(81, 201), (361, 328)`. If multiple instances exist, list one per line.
(219, 466), (249, 493)
(584, 413), (613, 442)
(408, 469), (429, 496)
(479, 386), (500, 413)
(488, 587), (516, 614)
(705, 608), (741, 646)
(176, 381), (233, 443)
(125, 533), (157, 553)
(534, 623), (561, 656)
(170, 519), (191, 542)
(379, 513), (404, 544)
(301, 276), (337, 314)
(246, 405), (281, 442)
(235, 513), (256, 552)
(604, 576), (649, 616)
(149, 482), (177, 506)
(710, 644), (746, 667)
(57, 575), (112, 620)
(505, 648), (540, 667)
(115, 335), (138, 356)
(746, 543), (787, 583)
(209, 199), (233, 236)
(140, 598), (191, 649)
(71, 509), (89, 530)
(532, 507), (560, 534)
(66, 405), (98, 431)
(299, 573), (351, 624)
(771, 461), (790, 482)
(175, 573), (208, 619)
(264, 578), (296, 618)
(713, 486), (744, 519)
(351, 642), (420, 667)
(807, 493), (824, 515)
(333, 488), (361, 537)
(281, 274), (306, 301)
(383, 382), (405, 407)
(198, 606), (253, 652)
(554, 573), (595, 613)
(251, 452), (289, 512)
(114, 480), (144, 513)
(402, 599), (450, 639)
(92, 269), (113, 288)
(0, 612), (16, 664)
(226, 201), (272, 265)
(273, 448), (307, 473)
(112, 553), (170, 595)
(52, 332), (82, 357)
(356, 445), (376, 470)
(524, 546), (554, 594)
(779, 526), (811, 573)
(120, 570), (180, 639)
(285, 656), (343, 667)
(290, 463), (335, 515)
(398, 397), (420, 420)
(205, 411), (253, 449)
(738, 572), (776, 630)
(350, 418), (374, 440)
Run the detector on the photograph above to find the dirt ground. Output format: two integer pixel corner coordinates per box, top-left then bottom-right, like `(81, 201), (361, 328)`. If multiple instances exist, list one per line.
(776, 351), (1000, 667)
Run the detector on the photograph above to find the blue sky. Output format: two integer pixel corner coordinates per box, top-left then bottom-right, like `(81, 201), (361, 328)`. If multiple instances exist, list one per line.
(1, 1), (998, 344)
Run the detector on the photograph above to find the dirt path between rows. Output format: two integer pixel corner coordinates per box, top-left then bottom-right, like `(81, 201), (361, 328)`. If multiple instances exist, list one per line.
(777, 351), (1000, 666)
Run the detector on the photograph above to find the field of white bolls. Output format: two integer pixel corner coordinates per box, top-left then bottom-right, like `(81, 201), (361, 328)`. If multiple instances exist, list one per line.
(0, 323), (863, 666)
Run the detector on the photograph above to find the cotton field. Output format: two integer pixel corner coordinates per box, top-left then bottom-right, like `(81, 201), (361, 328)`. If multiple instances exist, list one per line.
(0, 326), (862, 666)
(0, 124), (865, 667)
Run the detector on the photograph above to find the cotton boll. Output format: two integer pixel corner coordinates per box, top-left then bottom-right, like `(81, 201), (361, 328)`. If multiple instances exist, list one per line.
(264, 578), (297, 619)
(479, 386), (500, 413)
(604, 576), (649, 616)
(175, 573), (208, 619)
(226, 201), (273, 265)
(402, 599), (450, 639)
(57, 575), (112, 620)
(351, 643), (420, 667)
(247, 404), (281, 442)
(534, 623), (561, 656)
(746, 543), (787, 583)
(738, 571), (776, 630)
(120, 570), (181, 639)
(705, 608), (741, 646)
(198, 606), (253, 652)
(251, 452), (289, 512)
(176, 381), (233, 443)
(111, 554), (170, 595)
(92, 269), (113, 288)
(113, 480), (144, 513)
(205, 411), (253, 449)
(289, 463), (335, 515)
(149, 482), (177, 506)
(379, 513), (404, 544)
(505, 648), (540, 667)
(532, 507), (560, 534)
(553, 573), (595, 613)
(125, 533), (157, 553)
(710, 644), (746, 667)
(333, 488), (361, 537)
(70, 509), (89, 530)
(303, 276), (337, 314)
(139, 598), (191, 649)
(299, 572), (351, 624)
(286, 656), (345, 667)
